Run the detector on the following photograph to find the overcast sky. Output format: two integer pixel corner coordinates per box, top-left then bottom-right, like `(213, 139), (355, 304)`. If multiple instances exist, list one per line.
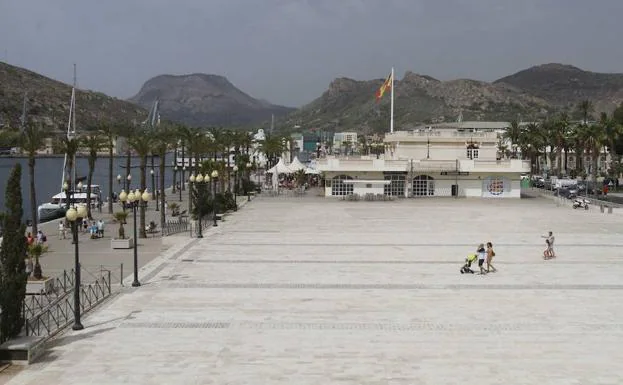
(1, 0), (623, 107)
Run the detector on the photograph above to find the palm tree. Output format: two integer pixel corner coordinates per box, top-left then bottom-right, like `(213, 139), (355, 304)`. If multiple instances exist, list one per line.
(153, 123), (175, 231)
(553, 113), (570, 176)
(127, 128), (153, 238)
(519, 122), (546, 174)
(82, 132), (107, 219)
(260, 133), (285, 168)
(577, 99), (594, 125)
(599, 112), (622, 176)
(579, 123), (607, 185)
(97, 120), (122, 214)
(503, 120), (522, 158)
(58, 135), (80, 209)
(20, 121), (48, 235)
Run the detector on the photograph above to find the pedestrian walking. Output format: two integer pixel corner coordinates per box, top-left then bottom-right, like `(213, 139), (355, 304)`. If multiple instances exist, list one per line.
(486, 242), (497, 273)
(58, 220), (66, 239)
(25, 257), (33, 278)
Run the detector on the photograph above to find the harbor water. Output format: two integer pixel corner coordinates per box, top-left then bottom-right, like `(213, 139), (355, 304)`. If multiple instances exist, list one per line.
(0, 154), (177, 222)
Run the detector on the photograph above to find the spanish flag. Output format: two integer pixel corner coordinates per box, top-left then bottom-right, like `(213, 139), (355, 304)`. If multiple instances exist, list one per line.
(375, 71), (393, 102)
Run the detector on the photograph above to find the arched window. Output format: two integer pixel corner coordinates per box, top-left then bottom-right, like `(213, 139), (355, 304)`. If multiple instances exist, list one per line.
(466, 143), (479, 159)
(331, 175), (354, 196)
(412, 175), (435, 197)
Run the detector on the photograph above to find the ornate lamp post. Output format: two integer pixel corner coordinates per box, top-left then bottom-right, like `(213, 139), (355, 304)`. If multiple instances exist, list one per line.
(126, 174), (132, 191)
(232, 165), (238, 210)
(246, 162), (252, 201)
(150, 169), (155, 199)
(117, 174), (121, 185)
(65, 203), (87, 331)
(211, 170), (219, 227)
(63, 181), (83, 243)
(179, 166), (185, 202)
(120, 188), (151, 287)
(172, 165), (178, 193)
(189, 173), (195, 215)
(190, 173), (207, 238)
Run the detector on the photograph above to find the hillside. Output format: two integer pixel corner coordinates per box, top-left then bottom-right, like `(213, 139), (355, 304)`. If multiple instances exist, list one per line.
(280, 63), (623, 134)
(0, 61), (146, 131)
(494, 63), (623, 113)
(129, 73), (294, 127)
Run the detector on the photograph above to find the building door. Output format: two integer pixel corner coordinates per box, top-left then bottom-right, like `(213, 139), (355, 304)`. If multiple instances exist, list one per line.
(412, 175), (435, 197)
(384, 173), (406, 196)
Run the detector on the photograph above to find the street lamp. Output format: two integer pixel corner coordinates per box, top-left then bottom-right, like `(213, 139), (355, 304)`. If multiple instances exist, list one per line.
(172, 165), (178, 193)
(191, 173), (207, 238)
(150, 169), (155, 198)
(120, 188), (151, 287)
(117, 174), (121, 185)
(179, 166), (185, 202)
(189, 173), (195, 215)
(232, 165), (238, 211)
(127, 174), (132, 191)
(66, 203), (87, 331)
(211, 170), (219, 227)
(246, 162), (252, 201)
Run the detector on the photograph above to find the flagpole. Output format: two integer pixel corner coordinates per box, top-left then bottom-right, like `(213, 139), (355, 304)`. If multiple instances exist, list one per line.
(390, 67), (394, 134)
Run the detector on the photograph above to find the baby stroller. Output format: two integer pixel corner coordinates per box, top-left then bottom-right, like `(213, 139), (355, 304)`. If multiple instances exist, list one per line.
(460, 254), (478, 274)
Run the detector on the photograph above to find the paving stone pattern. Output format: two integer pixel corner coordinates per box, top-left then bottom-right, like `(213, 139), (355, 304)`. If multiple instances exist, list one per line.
(5, 197), (623, 385)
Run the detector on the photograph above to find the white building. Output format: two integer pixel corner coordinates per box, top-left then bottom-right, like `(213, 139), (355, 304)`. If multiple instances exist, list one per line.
(316, 122), (530, 198)
(333, 132), (358, 153)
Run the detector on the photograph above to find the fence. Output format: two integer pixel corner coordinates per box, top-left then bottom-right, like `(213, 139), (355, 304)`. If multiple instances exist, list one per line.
(22, 269), (75, 320)
(190, 217), (212, 238)
(162, 218), (189, 236)
(24, 270), (112, 338)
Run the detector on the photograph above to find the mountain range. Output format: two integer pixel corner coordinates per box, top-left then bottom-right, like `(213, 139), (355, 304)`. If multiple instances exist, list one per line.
(280, 63), (623, 133)
(1, 61), (623, 134)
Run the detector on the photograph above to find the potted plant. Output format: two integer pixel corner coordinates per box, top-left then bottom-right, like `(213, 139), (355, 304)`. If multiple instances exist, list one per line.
(168, 202), (180, 217)
(25, 243), (54, 294)
(111, 211), (133, 249)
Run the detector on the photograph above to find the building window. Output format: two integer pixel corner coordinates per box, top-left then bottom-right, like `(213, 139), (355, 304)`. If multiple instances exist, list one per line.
(466, 144), (479, 159)
(413, 175), (435, 197)
(331, 175), (354, 196)
(384, 173), (406, 196)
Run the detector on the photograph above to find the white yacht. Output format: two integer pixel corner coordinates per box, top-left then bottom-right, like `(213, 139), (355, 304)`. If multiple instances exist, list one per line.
(38, 185), (102, 223)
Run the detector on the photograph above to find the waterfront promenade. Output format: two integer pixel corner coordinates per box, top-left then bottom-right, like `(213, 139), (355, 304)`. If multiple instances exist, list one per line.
(3, 195), (623, 384)
(26, 186), (194, 283)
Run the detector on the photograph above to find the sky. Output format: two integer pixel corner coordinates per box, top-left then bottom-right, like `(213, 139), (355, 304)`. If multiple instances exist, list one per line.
(1, 0), (623, 108)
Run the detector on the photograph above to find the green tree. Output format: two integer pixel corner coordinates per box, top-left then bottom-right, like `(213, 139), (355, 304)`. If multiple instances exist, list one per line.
(58, 135), (80, 209)
(82, 132), (108, 219)
(0, 164), (28, 343)
(127, 127), (153, 238)
(20, 121), (48, 235)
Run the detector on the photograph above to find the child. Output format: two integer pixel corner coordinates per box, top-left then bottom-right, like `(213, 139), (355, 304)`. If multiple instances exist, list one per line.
(477, 243), (487, 274)
(461, 253), (478, 274)
(486, 242), (497, 273)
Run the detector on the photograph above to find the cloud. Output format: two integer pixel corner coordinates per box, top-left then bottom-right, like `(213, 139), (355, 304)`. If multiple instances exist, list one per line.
(1, 0), (622, 107)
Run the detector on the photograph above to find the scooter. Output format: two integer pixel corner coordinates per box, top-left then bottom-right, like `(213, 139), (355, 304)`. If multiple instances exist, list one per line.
(573, 198), (590, 210)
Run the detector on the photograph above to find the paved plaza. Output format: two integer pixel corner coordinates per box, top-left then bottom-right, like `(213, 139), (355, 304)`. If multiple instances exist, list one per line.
(3, 195), (623, 384)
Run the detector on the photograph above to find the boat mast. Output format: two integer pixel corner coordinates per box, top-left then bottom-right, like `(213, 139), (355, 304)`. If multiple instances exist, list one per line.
(72, 64), (77, 190)
(62, 64), (77, 191)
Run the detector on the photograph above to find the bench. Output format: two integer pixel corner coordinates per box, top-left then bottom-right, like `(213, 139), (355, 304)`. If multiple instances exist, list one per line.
(215, 213), (225, 221)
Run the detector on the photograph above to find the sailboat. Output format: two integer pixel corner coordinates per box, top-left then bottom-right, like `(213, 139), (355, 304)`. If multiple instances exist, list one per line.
(37, 65), (101, 223)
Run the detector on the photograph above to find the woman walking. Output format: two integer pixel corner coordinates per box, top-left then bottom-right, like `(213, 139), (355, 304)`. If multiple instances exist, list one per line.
(486, 242), (497, 273)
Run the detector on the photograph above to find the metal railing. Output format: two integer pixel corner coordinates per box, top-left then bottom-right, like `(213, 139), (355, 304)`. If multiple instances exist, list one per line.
(162, 218), (189, 236)
(190, 217), (212, 237)
(24, 270), (112, 338)
(22, 269), (75, 320)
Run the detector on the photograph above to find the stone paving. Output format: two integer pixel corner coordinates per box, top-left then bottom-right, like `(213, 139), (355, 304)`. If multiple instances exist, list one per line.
(3, 195), (623, 384)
